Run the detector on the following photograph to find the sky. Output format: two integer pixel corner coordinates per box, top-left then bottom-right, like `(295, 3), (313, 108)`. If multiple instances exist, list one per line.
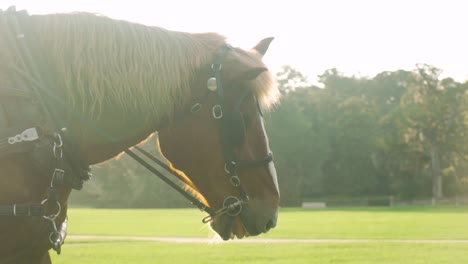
(3, 0), (468, 84)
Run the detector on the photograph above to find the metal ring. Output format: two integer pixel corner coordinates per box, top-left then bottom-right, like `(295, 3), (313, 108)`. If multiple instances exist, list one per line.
(224, 161), (236, 175)
(190, 103), (202, 113)
(41, 199), (61, 221)
(230, 175), (241, 187)
(222, 196), (243, 217)
(53, 133), (64, 159)
(53, 133), (63, 148)
(53, 146), (63, 159)
(49, 232), (63, 246)
(212, 105), (223, 119)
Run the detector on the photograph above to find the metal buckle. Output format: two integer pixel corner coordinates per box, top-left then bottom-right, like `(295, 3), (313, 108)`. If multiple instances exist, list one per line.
(51, 169), (65, 187)
(13, 204), (31, 216)
(211, 63), (222, 72)
(202, 214), (213, 224)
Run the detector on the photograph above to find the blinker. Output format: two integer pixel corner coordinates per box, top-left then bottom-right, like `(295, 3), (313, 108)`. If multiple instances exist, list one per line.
(221, 112), (246, 147)
(207, 77), (218, 92)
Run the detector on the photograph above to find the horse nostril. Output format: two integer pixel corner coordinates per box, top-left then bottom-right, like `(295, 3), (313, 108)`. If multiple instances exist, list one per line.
(264, 210), (278, 232)
(265, 218), (277, 231)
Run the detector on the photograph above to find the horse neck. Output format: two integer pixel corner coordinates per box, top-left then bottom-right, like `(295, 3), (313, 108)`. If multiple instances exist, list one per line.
(73, 123), (156, 165)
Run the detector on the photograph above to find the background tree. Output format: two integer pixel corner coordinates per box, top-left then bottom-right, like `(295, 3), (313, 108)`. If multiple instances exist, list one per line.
(266, 67), (329, 205)
(399, 65), (468, 200)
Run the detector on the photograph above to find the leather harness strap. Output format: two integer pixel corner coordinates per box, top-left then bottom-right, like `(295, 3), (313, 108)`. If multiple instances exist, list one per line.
(0, 6), (89, 254)
(0, 204), (44, 217)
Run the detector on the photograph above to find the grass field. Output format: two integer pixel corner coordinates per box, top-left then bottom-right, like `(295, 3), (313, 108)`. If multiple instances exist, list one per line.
(51, 206), (468, 263)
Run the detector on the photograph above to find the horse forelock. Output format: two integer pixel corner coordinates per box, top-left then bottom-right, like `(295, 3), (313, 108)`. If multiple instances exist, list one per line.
(250, 68), (280, 111)
(28, 12), (226, 121)
(230, 48), (280, 111)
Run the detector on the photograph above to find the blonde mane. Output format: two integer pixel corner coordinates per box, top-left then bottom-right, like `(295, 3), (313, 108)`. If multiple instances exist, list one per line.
(28, 13), (223, 121)
(25, 13), (278, 122)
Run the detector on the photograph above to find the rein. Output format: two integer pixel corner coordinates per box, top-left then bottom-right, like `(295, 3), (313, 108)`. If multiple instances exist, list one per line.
(125, 147), (216, 218)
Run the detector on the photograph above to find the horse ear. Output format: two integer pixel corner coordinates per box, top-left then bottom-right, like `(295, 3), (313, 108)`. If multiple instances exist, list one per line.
(253, 37), (274, 56)
(225, 44), (270, 81)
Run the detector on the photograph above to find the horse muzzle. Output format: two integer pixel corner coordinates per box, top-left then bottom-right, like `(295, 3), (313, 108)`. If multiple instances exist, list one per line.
(239, 203), (278, 235)
(210, 198), (278, 240)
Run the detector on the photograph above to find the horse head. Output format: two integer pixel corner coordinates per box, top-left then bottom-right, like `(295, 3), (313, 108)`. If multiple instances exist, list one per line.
(158, 38), (280, 240)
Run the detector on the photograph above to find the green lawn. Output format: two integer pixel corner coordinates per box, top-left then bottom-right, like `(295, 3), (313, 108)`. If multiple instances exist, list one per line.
(66, 206), (468, 239)
(52, 241), (468, 264)
(49, 206), (468, 263)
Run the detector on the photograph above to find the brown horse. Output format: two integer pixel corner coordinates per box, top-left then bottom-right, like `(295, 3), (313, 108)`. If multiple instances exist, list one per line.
(0, 8), (280, 264)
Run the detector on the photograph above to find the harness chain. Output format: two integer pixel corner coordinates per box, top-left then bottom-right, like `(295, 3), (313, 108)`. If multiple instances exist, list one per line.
(0, 7), (91, 254)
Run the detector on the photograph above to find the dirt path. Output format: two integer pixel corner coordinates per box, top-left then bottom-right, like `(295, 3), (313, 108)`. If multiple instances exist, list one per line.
(68, 235), (468, 244)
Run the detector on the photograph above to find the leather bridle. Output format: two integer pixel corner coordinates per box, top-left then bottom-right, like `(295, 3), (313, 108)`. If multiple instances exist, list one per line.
(132, 44), (274, 223)
(199, 45), (273, 222)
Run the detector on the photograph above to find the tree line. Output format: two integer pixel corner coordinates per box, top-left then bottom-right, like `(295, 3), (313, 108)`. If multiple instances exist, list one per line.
(268, 64), (467, 205)
(70, 64), (468, 207)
